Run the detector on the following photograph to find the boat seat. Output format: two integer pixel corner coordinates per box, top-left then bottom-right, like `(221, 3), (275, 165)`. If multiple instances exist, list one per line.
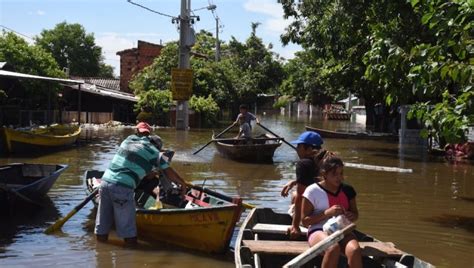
(252, 223), (308, 235)
(242, 240), (404, 257)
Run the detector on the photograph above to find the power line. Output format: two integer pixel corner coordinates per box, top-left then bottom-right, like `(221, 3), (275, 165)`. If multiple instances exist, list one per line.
(0, 25), (34, 40)
(127, 0), (177, 19)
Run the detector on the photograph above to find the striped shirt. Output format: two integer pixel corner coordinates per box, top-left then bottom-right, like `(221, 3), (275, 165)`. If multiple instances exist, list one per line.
(102, 134), (169, 189)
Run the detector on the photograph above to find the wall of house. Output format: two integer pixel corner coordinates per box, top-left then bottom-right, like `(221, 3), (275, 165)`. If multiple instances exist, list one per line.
(118, 41), (162, 93)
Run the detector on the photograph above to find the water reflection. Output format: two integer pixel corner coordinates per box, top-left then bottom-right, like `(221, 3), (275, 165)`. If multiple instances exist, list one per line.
(0, 115), (473, 267)
(0, 196), (59, 250)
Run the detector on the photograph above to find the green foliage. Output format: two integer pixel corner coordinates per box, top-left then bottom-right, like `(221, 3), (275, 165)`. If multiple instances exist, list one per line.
(130, 28), (284, 120)
(35, 21), (113, 77)
(407, 0), (473, 143)
(279, 0), (381, 110)
(408, 89), (473, 144)
(189, 95), (219, 127)
(0, 31), (65, 107)
(134, 89), (173, 125)
(273, 95), (293, 109)
(98, 62), (115, 78)
(280, 0), (473, 141)
(129, 42), (178, 94)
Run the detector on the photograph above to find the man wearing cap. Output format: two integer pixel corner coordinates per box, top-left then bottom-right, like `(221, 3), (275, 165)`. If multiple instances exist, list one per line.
(281, 131), (324, 239)
(95, 122), (187, 245)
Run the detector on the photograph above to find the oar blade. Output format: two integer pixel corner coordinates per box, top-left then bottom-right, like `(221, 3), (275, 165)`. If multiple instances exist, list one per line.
(44, 209), (77, 234)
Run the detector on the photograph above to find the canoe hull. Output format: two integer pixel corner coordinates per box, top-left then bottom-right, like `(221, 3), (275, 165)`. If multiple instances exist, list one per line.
(86, 170), (243, 253)
(136, 205), (241, 253)
(306, 126), (398, 141)
(214, 137), (282, 163)
(2, 125), (81, 153)
(235, 208), (435, 268)
(0, 163), (68, 211)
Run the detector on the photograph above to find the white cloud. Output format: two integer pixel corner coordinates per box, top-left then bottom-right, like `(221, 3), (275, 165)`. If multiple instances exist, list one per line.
(243, 0), (292, 35)
(95, 33), (135, 76)
(95, 32), (175, 76)
(36, 10), (45, 16)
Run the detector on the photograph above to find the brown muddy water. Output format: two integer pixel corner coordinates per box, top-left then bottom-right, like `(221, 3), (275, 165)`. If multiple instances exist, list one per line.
(0, 113), (473, 267)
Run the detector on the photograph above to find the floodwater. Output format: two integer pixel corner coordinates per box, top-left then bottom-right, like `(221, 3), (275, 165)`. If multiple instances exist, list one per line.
(1, 112), (473, 268)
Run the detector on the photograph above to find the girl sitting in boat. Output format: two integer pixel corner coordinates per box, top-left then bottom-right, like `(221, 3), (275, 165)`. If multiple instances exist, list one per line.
(301, 156), (362, 268)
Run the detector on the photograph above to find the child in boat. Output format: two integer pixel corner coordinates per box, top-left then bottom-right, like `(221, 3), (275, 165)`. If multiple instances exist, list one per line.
(281, 131), (324, 239)
(234, 104), (259, 129)
(236, 114), (252, 143)
(301, 156), (362, 268)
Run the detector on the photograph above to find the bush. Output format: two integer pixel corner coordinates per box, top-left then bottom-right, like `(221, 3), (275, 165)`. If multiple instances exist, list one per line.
(273, 95), (293, 109)
(189, 95), (219, 127)
(135, 89), (173, 125)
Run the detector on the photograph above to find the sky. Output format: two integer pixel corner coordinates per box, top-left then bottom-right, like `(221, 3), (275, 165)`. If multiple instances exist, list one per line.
(0, 0), (301, 76)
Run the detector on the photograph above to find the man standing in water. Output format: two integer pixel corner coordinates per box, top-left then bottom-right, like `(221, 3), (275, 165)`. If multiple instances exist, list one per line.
(94, 122), (187, 245)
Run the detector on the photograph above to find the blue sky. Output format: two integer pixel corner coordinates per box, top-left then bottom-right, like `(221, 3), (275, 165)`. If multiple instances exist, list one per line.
(0, 0), (301, 76)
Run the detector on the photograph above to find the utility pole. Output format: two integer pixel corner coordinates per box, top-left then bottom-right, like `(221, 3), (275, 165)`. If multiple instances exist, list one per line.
(176, 0), (191, 130)
(215, 17), (220, 61)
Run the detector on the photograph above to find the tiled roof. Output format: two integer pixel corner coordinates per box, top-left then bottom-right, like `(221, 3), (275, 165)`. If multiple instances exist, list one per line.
(81, 77), (120, 91)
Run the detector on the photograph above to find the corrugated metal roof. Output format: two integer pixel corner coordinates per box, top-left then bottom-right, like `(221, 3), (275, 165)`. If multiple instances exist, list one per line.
(0, 69), (84, 84)
(66, 83), (138, 103)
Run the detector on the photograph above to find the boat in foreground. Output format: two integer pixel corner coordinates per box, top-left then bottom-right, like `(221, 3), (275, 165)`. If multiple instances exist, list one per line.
(0, 163), (68, 210)
(86, 170), (244, 253)
(306, 125), (398, 142)
(213, 134), (283, 163)
(235, 208), (435, 268)
(2, 124), (81, 153)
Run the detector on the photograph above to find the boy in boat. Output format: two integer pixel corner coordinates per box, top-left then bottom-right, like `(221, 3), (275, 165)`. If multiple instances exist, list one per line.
(281, 131), (326, 239)
(94, 122), (188, 245)
(302, 156), (361, 268)
(235, 114), (252, 143)
(234, 104), (259, 129)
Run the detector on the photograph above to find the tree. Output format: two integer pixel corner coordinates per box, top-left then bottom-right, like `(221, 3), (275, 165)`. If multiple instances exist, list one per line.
(279, 0), (383, 129)
(130, 27), (284, 125)
(0, 31), (65, 108)
(406, 0), (473, 144)
(35, 22), (114, 77)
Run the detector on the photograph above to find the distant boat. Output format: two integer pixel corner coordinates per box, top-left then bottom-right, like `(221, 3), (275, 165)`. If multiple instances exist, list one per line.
(213, 134), (283, 163)
(85, 170), (245, 253)
(0, 163), (68, 209)
(2, 124), (81, 153)
(306, 126), (398, 141)
(235, 208), (435, 268)
(325, 111), (352, 120)
(324, 105), (352, 120)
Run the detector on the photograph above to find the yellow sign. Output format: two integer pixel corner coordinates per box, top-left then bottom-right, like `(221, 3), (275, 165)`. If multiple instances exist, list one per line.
(171, 68), (193, 100)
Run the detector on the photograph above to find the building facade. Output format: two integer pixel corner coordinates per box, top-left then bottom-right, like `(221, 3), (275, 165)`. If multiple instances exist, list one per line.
(116, 40), (163, 93)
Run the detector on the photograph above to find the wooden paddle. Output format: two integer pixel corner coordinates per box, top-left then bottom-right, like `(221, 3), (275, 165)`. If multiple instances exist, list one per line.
(44, 188), (99, 234)
(193, 122), (236, 155)
(256, 122), (297, 150)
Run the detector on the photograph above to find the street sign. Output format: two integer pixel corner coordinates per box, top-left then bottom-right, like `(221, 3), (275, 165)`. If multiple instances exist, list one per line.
(171, 68), (193, 100)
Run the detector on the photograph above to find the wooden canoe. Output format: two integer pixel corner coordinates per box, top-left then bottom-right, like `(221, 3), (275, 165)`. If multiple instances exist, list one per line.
(85, 170), (244, 253)
(213, 134), (283, 163)
(306, 125), (399, 141)
(0, 163), (68, 210)
(325, 112), (352, 120)
(2, 124), (81, 153)
(235, 208), (435, 268)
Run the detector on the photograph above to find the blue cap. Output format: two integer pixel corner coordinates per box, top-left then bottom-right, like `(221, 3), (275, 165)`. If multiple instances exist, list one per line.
(290, 131), (323, 147)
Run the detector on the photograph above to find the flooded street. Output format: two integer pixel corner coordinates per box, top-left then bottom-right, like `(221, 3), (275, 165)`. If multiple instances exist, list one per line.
(1, 113), (473, 267)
